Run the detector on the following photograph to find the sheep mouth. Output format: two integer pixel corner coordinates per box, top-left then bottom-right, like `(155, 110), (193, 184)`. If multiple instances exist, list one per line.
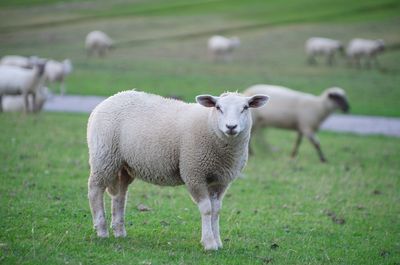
(225, 130), (238, 137)
(341, 101), (350, 113)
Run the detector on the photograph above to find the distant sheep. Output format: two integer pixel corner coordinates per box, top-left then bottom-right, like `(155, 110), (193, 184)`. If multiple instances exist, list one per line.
(244, 84), (349, 162)
(305, 37), (344, 65)
(347, 38), (385, 68)
(85, 31), (114, 57)
(87, 90), (268, 250)
(208, 35), (240, 62)
(44, 59), (73, 95)
(0, 55), (41, 68)
(2, 86), (50, 112)
(0, 62), (47, 113)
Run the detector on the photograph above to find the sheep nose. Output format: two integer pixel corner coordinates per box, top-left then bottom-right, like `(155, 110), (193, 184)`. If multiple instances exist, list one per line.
(226, 124), (237, 130)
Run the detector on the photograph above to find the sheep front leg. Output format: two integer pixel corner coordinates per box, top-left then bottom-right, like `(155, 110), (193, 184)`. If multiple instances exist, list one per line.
(0, 95), (3, 112)
(209, 185), (228, 249)
(31, 92), (37, 113)
(88, 176), (108, 237)
(198, 198), (218, 250)
(23, 92), (30, 113)
(60, 79), (66, 95)
(307, 134), (327, 162)
(291, 132), (303, 158)
(188, 185), (218, 250)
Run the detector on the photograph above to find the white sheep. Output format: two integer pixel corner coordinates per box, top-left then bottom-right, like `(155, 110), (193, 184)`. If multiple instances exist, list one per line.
(85, 31), (114, 57)
(244, 84), (349, 162)
(2, 86), (50, 112)
(346, 38), (385, 68)
(208, 35), (240, 62)
(87, 90), (268, 250)
(0, 62), (47, 113)
(305, 37), (344, 65)
(44, 59), (73, 95)
(0, 55), (40, 68)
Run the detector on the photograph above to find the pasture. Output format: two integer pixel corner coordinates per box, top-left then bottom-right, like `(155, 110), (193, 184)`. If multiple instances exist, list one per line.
(0, 0), (399, 264)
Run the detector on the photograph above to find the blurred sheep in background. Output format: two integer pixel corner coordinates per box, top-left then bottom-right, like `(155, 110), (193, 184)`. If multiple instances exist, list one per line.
(208, 35), (240, 62)
(346, 38), (385, 68)
(305, 37), (344, 66)
(85, 30), (114, 57)
(0, 55), (40, 68)
(244, 84), (350, 162)
(2, 86), (50, 112)
(44, 59), (73, 95)
(0, 61), (47, 113)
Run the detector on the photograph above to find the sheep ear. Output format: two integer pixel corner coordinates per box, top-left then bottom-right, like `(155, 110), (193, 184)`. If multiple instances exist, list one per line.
(196, 95), (218, 107)
(248, 94), (269, 108)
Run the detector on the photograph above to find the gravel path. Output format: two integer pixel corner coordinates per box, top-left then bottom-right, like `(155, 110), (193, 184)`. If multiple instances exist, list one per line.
(43, 94), (400, 137)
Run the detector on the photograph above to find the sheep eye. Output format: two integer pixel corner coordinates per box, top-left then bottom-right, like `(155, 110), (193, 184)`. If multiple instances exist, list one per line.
(216, 105), (223, 113)
(242, 105), (249, 112)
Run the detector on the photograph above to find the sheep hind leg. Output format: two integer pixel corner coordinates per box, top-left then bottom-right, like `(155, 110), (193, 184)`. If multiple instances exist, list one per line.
(307, 134), (327, 162)
(88, 176), (108, 237)
(109, 168), (134, 237)
(291, 132), (303, 158)
(0, 95), (3, 112)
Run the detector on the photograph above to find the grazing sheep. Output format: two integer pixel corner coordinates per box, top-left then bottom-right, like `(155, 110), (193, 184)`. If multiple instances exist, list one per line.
(244, 84), (349, 162)
(305, 37), (344, 65)
(85, 31), (114, 57)
(0, 55), (40, 68)
(208, 35), (240, 62)
(2, 86), (50, 112)
(44, 59), (73, 95)
(346, 38), (385, 68)
(0, 62), (47, 113)
(87, 90), (268, 250)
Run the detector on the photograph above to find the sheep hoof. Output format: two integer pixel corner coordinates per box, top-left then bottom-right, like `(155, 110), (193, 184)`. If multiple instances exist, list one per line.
(216, 239), (223, 249)
(204, 243), (219, 251)
(113, 229), (127, 238)
(201, 238), (219, 251)
(96, 230), (109, 238)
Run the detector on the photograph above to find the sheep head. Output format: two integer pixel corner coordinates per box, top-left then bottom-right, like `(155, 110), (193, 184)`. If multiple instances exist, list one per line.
(326, 87), (350, 113)
(196, 92), (268, 137)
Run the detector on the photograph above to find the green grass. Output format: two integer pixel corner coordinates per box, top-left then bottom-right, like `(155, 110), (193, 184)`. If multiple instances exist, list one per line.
(1, 112), (399, 265)
(0, 0), (399, 116)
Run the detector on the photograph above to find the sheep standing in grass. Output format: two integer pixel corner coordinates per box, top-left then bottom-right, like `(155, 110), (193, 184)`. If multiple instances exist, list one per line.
(85, 31), (114, 57)
(0, 62), (47, 113)
(87, 90), (268, 250)
(305, 37), (344, 66)
(346, 38), (385, 68)
(208, 35), (240, 62)
(244, 84), (349, 162)
(44, 59), (73, 95)
(2, 86), (50, 112)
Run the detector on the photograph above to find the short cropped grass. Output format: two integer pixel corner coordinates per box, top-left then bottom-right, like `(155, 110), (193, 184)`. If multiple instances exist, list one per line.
(0, 113), (399, 264)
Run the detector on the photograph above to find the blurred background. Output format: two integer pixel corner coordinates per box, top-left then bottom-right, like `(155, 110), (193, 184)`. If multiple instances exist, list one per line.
(0, 0), (399, 116)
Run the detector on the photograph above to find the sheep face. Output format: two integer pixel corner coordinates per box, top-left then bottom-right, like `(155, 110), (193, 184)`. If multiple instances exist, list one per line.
(327, 88), (350, 113)
(197, 93), (268, 137)
(376, 40), (385, 52)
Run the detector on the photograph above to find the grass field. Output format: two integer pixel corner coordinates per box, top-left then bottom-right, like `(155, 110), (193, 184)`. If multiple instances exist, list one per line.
(0, 0), (400, 264)
(0, 0), (399, 116)
(1, 113), (399, 264)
